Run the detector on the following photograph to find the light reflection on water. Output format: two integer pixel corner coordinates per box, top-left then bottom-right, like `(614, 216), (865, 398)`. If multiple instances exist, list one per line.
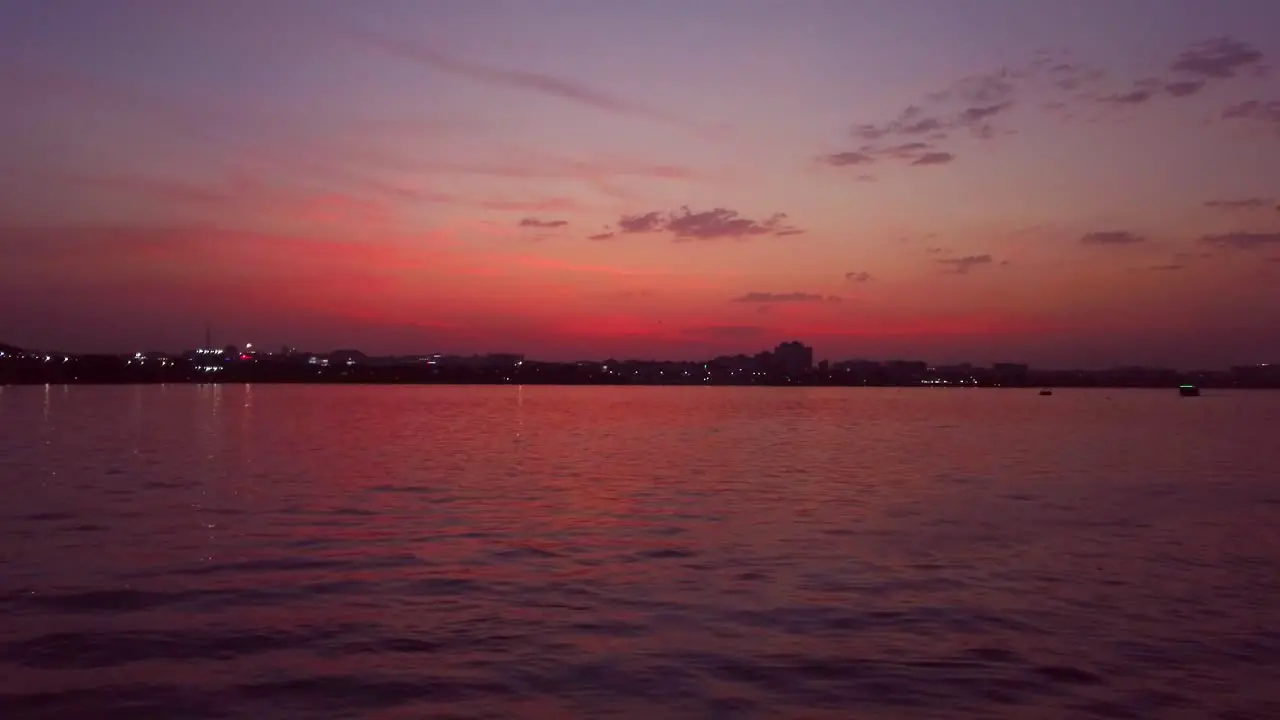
(1, 385), (1279, 719)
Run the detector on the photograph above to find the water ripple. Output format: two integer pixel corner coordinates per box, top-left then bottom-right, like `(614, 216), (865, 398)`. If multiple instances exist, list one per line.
(1, 385), (1278, 718)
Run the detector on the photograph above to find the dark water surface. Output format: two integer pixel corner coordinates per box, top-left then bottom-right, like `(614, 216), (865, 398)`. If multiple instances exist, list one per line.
(2, 385), (1279, 719)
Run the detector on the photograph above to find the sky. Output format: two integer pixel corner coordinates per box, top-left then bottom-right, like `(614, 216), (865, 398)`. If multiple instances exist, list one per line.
(2, 0), (1279, 369)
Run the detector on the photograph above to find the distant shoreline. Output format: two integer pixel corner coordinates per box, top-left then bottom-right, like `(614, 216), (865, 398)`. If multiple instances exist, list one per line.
(3, 378), (1275, 390)
(4, 348), (1277, 389)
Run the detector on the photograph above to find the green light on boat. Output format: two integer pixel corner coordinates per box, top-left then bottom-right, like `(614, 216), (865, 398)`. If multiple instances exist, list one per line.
(1179, 384), (1195, 388)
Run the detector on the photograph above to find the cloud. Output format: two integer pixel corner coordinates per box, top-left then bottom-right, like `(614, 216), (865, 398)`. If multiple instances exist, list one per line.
(349, 30), (695, 130)
(1080, 231), (1146, 246)
(518, 218), (568, 229)
(1200, 232), (1280, 250)
(611, 207), (803, 241)
(1205, 198), (1273, 211)
(937, 254), (994, 274)
(826, 70), (1025, 169)
(617, 211), (666, 234)
(1164, 80), (1205, 97)
(957, 103), (1012, 123)
(45, 172), (412, 232)
(1101, 78), (1164, 105)
(1170, 37), (1265, 80)
(845, 271), (872, 283)
(1222, 100), (1280, 131)
(820, 151), (876, 167)
(911, 151), (955, 166)
(666, 208), (799, 241)
(587, 232), (615, 241)
(0, 225), (463, 293)
(881, 142), (935, 159)
(730, 292), (842, 304)
(1029, 52), (1110, 93)
(1095, 37), (1266, 107)
(1143, 264), (1186, 272)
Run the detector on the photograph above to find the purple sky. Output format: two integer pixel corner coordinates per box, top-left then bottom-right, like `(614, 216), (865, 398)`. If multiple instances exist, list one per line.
(2, 0), (1279, 368)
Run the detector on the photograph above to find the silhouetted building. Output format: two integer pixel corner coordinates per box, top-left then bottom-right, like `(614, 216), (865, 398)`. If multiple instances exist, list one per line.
(993, 362), (1030, 385)
(1231, 364), (1279, 385)
(330, 349), (366, 366)
(773, 341), (814, 376)
(884, 360), (928, 384)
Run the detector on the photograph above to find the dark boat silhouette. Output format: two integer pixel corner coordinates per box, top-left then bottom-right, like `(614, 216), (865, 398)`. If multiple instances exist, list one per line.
(1039, 388), (1053, 396)
(1178, 384), (1200, 397)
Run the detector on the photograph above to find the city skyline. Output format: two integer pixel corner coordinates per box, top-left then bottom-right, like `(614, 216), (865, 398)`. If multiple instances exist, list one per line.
(3, 335), (1275, 376)
(3, 1), (1280, 368)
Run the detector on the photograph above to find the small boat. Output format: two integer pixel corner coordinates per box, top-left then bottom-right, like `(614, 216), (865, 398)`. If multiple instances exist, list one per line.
(1039, 388), (1053, 396)
(1178, 384), (1200, 397)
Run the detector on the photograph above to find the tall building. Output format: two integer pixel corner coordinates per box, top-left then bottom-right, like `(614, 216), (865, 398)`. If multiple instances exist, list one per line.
(773, 341), (814, 376)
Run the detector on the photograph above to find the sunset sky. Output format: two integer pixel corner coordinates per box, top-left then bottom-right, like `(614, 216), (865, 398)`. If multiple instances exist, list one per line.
(2, 0), (1279, 368)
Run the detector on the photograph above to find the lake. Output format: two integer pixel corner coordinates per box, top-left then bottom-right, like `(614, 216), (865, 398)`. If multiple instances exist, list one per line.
(1, 384), (1278, 718)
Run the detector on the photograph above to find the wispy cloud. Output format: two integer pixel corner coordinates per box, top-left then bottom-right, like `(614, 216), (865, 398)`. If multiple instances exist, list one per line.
(1200, 232), (1280, 250)
(1100, 78), (1166, 105)
(348, 29), (697, 130)
(587, 232), (615, 241)
(730, 292), (842, 304)
(1205, 198), (1273, 211)
(822, 36), (1267, 171)
(824, 66), (1026, 168)
(1080, 231), (1146, 246)
(819, 151), (875, 167)
(518, 218), (568, 229)
(49, 172), (404, 231)
(1098, 37), (1266, 105)
(617, 212), (666, 234)
(1171, 37), (1265, 80)
(607, 207), (803, 241)
(1221, 100), (1280, 133)
(911, 151), (955, 166)
(845, 271), (872, 283)
(666, 208), (801, 241)
(938, 254), (994, 274)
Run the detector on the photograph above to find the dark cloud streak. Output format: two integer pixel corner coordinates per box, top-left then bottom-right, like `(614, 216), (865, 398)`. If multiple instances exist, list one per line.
(731, 292), (842, 304)
(518, 218), (568, 229)
(1205, 198), (1273, 211)
(938, 255), (994, 274)
(1200, 232), (1280, 250)
(611, 207), (803, 241)
(820, 151), (875, 167)
(1098, 37), (1265, 107)
(348, 29), (697, 130)
(1170, 37), (1264, 80)
(911, 151), (955, 166)
(1080, 231), (1146, 246)
(1221, 100), (1280, 132)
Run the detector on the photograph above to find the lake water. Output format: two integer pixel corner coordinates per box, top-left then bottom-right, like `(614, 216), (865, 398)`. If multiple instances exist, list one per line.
(1, 384), (1278, 719)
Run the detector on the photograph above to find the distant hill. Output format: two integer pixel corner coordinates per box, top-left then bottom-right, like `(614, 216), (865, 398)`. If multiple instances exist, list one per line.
(0, 342), (24, 355)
